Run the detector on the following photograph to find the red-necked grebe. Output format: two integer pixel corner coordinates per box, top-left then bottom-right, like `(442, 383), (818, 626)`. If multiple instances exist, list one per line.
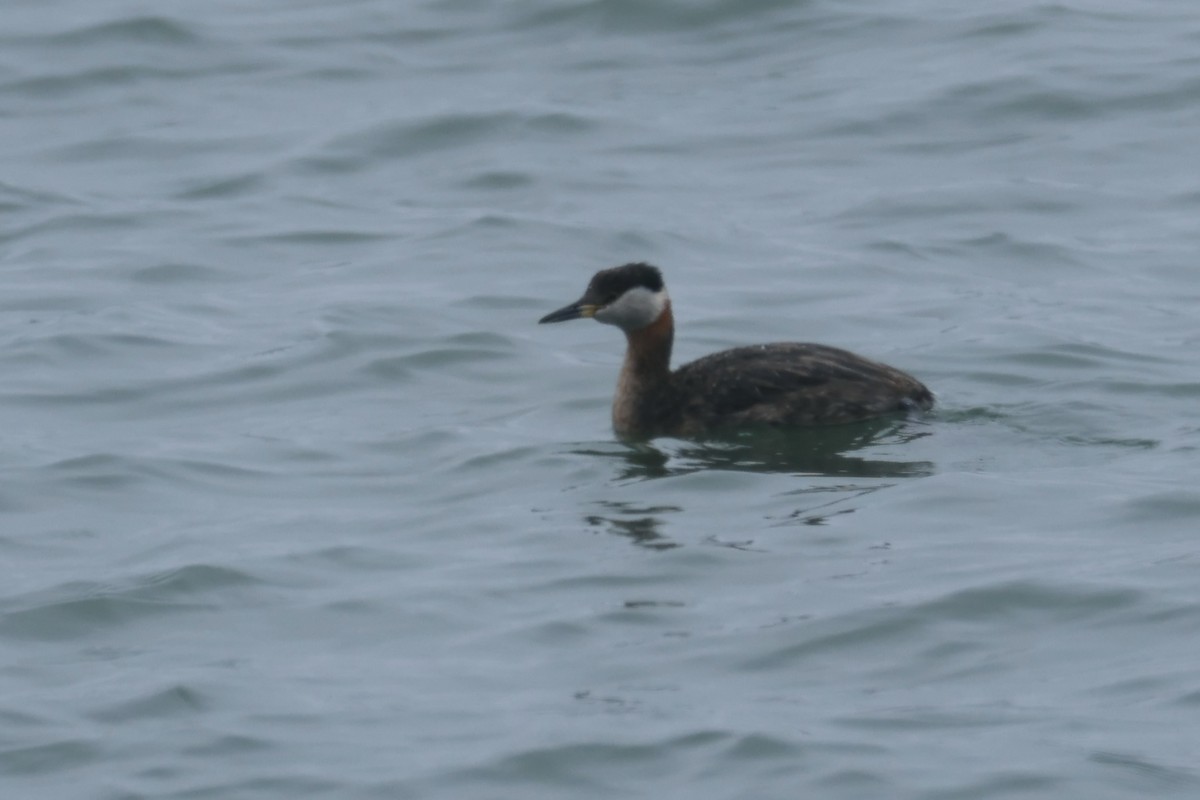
(538, 263), (933, 438)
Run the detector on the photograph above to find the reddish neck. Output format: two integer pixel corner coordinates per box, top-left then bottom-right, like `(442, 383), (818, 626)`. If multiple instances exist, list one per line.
(612, 301), (676, 437)
(622, 301), (674, 378)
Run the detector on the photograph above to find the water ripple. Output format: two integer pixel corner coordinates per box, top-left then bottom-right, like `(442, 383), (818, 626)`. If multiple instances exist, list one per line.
(0, 739), (102, 776)
(0, 564), (266, 641)
(89, 684), (211, 724)
(306, 110), (599, 172)
(742, 580), (1145, 673)
(43, 16), (203, 47)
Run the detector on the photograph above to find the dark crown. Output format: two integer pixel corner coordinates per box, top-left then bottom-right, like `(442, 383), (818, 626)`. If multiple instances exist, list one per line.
(588, 263), (664, 300)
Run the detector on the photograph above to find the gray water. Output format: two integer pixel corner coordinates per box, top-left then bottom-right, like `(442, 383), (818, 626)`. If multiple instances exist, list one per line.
(3, 1), (1200, 798)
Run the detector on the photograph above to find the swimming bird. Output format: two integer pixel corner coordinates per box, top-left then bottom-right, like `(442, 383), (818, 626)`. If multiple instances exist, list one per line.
(538, 263), (933, 438)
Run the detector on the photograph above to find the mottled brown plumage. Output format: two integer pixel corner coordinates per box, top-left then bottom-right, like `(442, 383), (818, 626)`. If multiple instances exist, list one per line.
(539, 263), (933, 439)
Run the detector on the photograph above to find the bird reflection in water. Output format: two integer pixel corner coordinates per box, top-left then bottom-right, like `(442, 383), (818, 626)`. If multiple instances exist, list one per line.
(585, 501), (681, 550)
(577, 417), (934, 481)
(572, 418), (934, 549)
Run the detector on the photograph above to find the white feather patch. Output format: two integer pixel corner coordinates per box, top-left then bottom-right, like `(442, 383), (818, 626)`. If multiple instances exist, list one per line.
(594, 287), (668, 331)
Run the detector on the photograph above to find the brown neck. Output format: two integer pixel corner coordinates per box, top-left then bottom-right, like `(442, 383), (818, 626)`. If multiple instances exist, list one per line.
(612, 302), (676, 437)
(622, 300), (674, 378)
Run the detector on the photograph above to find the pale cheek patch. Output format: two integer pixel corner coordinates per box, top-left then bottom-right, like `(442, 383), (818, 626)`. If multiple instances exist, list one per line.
(595, 287), (668, 331)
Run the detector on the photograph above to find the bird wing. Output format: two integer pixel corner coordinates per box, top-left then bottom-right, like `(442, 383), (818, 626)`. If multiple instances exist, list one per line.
(673, 343), (927, 427)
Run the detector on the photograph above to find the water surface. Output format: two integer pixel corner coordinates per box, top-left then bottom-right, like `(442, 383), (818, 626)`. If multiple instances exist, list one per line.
(2, 2), (1200, 798)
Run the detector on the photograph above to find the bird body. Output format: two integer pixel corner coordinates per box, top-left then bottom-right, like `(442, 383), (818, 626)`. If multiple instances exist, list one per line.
(539, 263), (932, 439)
